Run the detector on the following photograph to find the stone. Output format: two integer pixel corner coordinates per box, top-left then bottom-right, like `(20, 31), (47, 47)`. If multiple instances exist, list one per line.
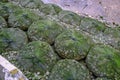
(0, 16), (7, 28)
(27, 20), (65, 44)
(104, 27), (120, 50)
(79, 17), (106, 35)
(0, 0), (8, 3)
(0, 28), (28, 53)
(8, 9), (41, 30)
(19, 0), (44, 9)
(49, 59), (91, 80)
(58, 10), (82, 25)
(86, 44), (120, 79)
(95, 77), (112, 80)
(0, 2), (23, 19)
(39, 3), (62, 15)
(55, 30), (93, 60)
(17, 41), (58, 75)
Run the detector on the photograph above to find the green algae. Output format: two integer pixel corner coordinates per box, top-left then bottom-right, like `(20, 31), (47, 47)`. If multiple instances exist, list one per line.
(17, 41), (58, 75)
(86, 44), (120, 79)
(55, 29), (93, 60)
(28, 20), (65, 44)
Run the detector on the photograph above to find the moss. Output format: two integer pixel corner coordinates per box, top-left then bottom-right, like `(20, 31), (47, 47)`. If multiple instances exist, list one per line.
(55, 29), (93, 60)
(51, 4), (62, 14)
(0, 2), (9, 18)
(95, 78), (112, 80)
(39, 3), (62, 15)
(86, 44), (120, 79)
(104, 27), (120, 38)
(0, 16), (7, 28)
(1, 0), (8, 2)
(58, 10), (83, 25)
(17, 41), (58, 75)
(8, 8), (41, 30)
(0, 2), (23, 19)
(0, 29), (10, 53)
(49, 59), (91, 80)
(79, 17), (106, 35)
(28, 20), (65, 44)
(19, 0), (44, 9)
(0, 28), (28, 53)
(104, 27), (120, 50)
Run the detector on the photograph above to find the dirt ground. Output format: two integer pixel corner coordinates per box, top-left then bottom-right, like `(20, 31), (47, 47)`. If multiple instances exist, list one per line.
(42, 0), (120, 27)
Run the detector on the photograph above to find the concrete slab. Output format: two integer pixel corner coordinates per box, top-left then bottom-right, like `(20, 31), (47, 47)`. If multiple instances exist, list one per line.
(0, 55), (28, 80)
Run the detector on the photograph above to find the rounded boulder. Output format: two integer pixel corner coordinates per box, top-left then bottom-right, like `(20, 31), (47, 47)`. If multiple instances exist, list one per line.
(17, 41), (58, 75)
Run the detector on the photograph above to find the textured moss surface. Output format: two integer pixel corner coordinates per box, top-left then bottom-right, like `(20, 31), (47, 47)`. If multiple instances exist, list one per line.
(0, 28), (28, 53)
(19, 0), (44, 9)
(55, 30), (93, 60)
(95, 78), (112, 80)
(39, 3), (62, 15)
(58, 10), (83, 25)
(1, 0), (8, 2)
(0, 1), (120, 80)
(49, 59), (91, 80)
(8, 9), (41, 30)
(86, 44), (120, 79)
(28, 20), (65, 44)
(0, 16), (7, 28)
(0, 2), (23, 19)
(104, 27), (120, 50)
(17, 41), (58, 75)
(79, 17), (106, 35)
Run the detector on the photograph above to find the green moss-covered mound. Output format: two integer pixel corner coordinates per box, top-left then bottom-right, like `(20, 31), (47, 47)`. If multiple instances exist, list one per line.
(95, 78), (112, 80)
(49, 59), (91, 80)
(19, 0), (44, 9)
(55, 30), (93, 60)
(0, 28), (28, 53)
(39, 3), (62, 15)
(1, 0), (120, 79)
(104, 27), (120, 50)
(79, 17), (106, 35)
(17, 41), (58, 75)
(0, 2), (23, 19)
(86, 44), (120, 79)
(0, 16), (7, 28)
(8, 9), (41, 30)
(1, 0), (8, 3)
(28, 20), (65, 44)
(58, 10), (82, 25)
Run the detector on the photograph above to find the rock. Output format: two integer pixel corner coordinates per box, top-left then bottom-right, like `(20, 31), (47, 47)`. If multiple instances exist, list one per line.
(79, 17), (106, 35)
(19, 0), (44, 9)
(58, 10), (82, 26)
(86, 44), (120, 79)
(27, 20), (65, 44)
(8, 8), (41, 30)
(0, 2), (9, 19)
(0, 0), (8, 2)
(39, 3), (62, 15)
(55, 30), (93, 60)
(49, 59), (91, 80)
(104, 27), (120, 50)
(0, 2), (23, 19)
(17, 41), (58, 75)
(0, 28), (28, 53)
(0, 16), (7, 28)
(104, 27), (120, 38)
(95, 77), (112, 80)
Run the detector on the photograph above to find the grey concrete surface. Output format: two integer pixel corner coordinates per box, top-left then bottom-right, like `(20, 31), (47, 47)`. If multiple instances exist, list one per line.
(42, 0), (120, 27)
